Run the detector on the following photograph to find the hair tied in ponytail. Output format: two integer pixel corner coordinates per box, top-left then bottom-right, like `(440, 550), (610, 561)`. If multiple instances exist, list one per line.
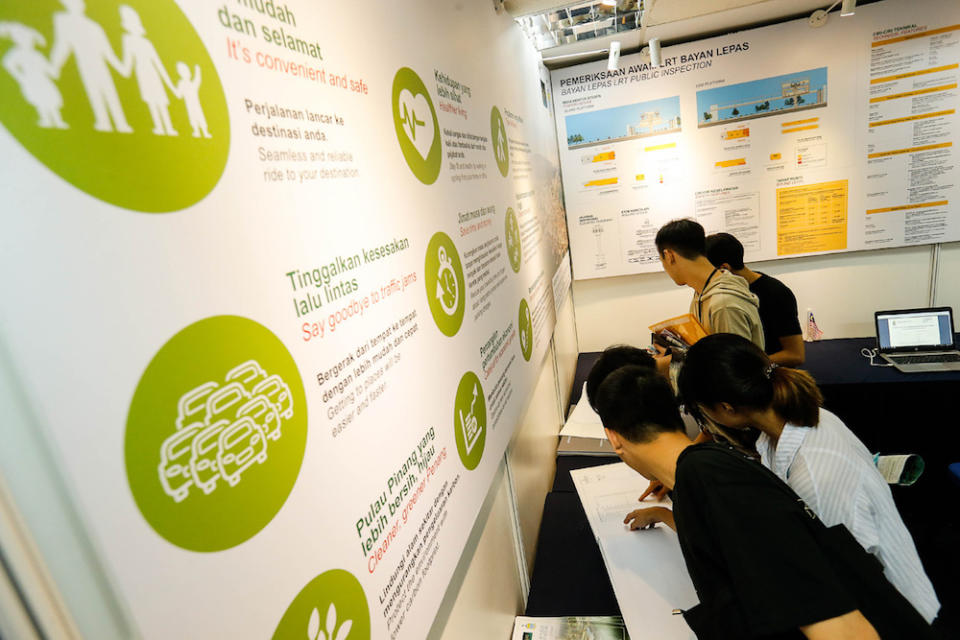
(764, 363), (779, 379)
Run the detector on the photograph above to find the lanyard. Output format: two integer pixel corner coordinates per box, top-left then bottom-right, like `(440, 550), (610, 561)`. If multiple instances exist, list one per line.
(697, 267), (719, 321)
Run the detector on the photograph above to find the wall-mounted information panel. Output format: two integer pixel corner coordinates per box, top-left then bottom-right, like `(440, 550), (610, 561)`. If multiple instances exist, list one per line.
(0, 1), (568, 638)
(552, 0), (959, 279)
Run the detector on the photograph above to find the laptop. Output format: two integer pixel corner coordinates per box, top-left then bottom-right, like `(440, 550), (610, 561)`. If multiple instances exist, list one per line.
(874, 307), (960, 372)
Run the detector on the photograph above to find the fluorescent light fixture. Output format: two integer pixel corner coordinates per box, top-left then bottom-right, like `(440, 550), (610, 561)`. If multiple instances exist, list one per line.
(601, 0), (617, 5)
(649, 37), (661, 67)
(607, 41), (621, 70)
(841, 0), (856, 16)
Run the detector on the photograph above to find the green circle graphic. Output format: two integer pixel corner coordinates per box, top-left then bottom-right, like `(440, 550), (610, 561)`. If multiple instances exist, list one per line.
(392, 67), (441, 185)
(126, 315), (307, 552)
(0, 1), (229, 213)
(504, 207), (521, 273)
(518, 298), (533, 362)
(490, 106), (509, 177)
(454, 371), (486, 470)
(273, 570), (370, 640)
(424, 231), (466, 337)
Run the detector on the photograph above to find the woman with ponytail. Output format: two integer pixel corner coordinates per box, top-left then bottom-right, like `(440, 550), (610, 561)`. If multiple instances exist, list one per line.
(678, 333), (940, 624)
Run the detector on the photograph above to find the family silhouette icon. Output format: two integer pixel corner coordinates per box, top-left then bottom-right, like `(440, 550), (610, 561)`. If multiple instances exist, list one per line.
(0, 0), (211, 137)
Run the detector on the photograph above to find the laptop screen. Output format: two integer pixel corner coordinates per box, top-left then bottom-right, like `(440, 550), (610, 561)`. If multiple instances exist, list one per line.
(876, 308), (954, 351)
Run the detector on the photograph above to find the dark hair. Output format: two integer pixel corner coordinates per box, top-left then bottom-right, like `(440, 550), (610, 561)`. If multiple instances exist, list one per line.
(594, 365), (685, 443)
(655, 219), (706, 260)
(678, 333), (822, 427)
(705, 232), (745, 270)
(586, 345), (656, 410)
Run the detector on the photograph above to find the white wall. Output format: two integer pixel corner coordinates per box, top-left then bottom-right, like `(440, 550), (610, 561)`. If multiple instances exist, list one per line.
(573, 244), (959, 352)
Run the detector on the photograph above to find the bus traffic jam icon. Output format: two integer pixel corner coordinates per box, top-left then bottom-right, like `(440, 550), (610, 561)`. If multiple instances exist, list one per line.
(158, 360), (294, 502)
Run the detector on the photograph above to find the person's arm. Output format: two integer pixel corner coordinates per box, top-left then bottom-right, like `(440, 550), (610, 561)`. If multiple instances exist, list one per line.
(800, 610), (879, 640)
(768, 334), (805, 366)
(624, 506), (675, 531)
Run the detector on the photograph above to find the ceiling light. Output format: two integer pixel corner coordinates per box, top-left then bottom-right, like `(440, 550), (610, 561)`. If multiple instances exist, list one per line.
(649, 37), (661, 67)
(841, 0), (856, 16)
(608, 41), (621, 70)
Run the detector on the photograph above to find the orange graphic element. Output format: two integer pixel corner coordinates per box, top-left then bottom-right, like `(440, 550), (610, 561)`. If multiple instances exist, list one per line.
(781, 117), (819, 127)
(871, 63), (958, 85)
(723, 128), (750, 140)
(770, 153), (782, 160)
(868, 142), (952, 159)
(715, 158), (747, 168)
(592, 151), (616, 162)
(866, 200), (948, 215)
(584, 177), (618, 187)
(869, 83), (957, 103)
(644, 142), (677, 152)
(869, 109), (955, 127)
(782, 125), (819, 134)
(776, 180), (848, 256)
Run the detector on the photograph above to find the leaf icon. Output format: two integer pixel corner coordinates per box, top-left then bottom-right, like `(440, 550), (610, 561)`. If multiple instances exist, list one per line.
(308, 607), (321, 640)
(334, 619), (353, 640)
(326, 603), (337, 638)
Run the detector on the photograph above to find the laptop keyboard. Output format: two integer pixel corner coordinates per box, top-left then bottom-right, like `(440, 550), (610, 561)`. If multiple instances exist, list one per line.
(891, 353), (960, 364)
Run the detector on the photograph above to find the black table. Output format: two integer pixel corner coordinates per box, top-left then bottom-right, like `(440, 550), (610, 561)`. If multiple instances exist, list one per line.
(527, 339), (960, 632)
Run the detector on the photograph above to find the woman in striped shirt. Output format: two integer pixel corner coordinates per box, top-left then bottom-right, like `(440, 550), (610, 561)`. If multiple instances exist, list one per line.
(677, 333), (940, 624)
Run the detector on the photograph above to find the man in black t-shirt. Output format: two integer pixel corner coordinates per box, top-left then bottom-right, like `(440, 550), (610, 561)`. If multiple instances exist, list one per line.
(705, 232), (804, 366)
(591, 364), (936, 639)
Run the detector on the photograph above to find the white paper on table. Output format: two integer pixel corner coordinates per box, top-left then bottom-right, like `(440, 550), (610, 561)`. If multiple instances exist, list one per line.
(559, 382), (606, 439)
(571, 462), (698, 640)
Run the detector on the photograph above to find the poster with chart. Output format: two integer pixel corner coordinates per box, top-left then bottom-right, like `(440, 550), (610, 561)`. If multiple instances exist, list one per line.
(0, 1), (568, 638)
(552, 0), (960, 280)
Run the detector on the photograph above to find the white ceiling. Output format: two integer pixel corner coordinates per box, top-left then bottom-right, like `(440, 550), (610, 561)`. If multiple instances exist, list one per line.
(506, 0), (880, 67)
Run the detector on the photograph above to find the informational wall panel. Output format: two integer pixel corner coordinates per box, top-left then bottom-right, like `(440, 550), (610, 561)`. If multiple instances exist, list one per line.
(0, 1), (568, 639)
(552, 0), (959, 279)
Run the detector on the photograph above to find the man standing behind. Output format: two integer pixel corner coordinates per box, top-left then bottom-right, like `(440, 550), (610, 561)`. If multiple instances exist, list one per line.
(706, 232), (804, 366)
(655, 219), (763, 349)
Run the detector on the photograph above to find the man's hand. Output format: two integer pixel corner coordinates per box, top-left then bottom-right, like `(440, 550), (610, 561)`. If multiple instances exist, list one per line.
(624, 506), (676, 532)
(639, 479), (668, 501)
(653, 345), (672, 378)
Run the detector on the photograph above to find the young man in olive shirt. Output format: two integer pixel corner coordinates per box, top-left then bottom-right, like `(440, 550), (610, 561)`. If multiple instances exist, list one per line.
(706, 232), (804, 366)
(591, 365), (936, 640)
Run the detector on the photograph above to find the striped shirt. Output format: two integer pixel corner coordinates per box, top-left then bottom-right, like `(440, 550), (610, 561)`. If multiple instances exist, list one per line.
(755, 408), (940, 623)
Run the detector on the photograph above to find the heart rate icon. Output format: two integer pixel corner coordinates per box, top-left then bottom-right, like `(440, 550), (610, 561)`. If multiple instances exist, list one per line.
(398, 89), (435, 161)
(392, 67), (440, 184)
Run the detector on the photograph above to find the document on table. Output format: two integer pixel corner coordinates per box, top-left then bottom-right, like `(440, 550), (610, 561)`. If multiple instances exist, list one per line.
(559, 382), (606, 439)
(571, 462), (698, 640)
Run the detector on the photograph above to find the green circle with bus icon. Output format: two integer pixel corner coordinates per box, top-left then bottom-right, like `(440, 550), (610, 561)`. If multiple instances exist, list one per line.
(0, 1), (229, 213)
(453, 371), (486, 470)
(126, 315), (307, 552)
(273, 570), (370, 640)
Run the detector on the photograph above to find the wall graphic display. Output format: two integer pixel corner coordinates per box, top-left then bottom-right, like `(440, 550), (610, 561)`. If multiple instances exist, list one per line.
(0, 1), (568, 638)
(552, 0), (960, 279)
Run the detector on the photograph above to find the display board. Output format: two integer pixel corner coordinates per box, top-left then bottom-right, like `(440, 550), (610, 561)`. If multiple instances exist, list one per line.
(552, 0), (960, 279)
(0, 1), (569, 638)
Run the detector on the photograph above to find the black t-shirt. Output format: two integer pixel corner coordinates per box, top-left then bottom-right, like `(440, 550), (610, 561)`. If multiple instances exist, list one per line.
(671, 444), (939, 640)
(749, 273), (802, 355)
(672, 444), (856, 639)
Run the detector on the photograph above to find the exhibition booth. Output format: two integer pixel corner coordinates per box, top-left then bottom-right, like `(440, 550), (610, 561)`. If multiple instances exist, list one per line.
(0, 0), (958, 638)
